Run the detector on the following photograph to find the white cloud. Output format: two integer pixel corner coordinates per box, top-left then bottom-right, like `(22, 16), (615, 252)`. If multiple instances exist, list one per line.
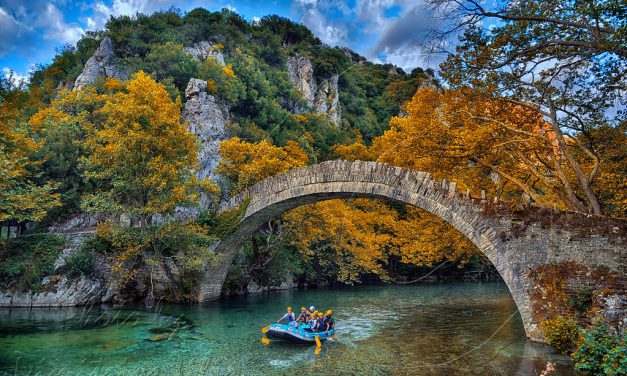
(2, 66), (29, 85)
(293, 0), (349, 46)
(88, 0), (187, 30)
(223, 4), (237, 12)
(0, 6), (32, 56)
(39, 3), (84, 44)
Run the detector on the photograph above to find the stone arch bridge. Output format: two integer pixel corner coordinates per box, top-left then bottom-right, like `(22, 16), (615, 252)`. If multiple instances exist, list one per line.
(200, 160), (625, 341)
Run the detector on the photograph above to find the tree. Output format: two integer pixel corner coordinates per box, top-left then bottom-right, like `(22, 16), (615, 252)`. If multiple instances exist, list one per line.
(29, 86), (109, 221)
(283, 199), (477, 284)
(216, 137), (309, 192)
(428, 0), (626, 215)
(0, 84), (59, 222)
(80, 71), (210, 226)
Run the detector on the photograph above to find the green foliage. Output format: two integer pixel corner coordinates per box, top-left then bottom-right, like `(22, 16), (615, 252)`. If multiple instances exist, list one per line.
(64, 249), (94, 278)
(199, 197), (250, 239)
(0, 233), (66, 292)
(572, 325), (627, 376)
(540, 315), (580, 355)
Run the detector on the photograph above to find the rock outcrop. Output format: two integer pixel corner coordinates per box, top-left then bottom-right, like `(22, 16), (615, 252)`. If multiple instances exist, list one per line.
(184, 41), (225, 66)
(182, 78), (229, 183)
(0, 233), (114, 308)
(73, 37), (127, 90)
(286, 55), (341, 126)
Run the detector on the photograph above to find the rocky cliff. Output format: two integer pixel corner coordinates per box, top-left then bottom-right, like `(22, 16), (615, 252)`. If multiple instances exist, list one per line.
(182, 78), (229, 184)
(184, 41), (226, 66)
(287, 55), (340, 126)
(73, 37), (128, 90)
(0, 233), (114, 307)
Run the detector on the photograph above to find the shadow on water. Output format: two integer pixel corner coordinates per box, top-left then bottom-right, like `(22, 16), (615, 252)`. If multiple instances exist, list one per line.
(0, 282), (576, 375)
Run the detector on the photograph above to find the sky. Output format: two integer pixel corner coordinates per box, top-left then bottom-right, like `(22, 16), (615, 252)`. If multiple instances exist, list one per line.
(0, 0), (446, 81)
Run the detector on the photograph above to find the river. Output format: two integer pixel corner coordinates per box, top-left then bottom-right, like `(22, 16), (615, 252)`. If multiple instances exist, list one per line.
(0, 282), (576, 375)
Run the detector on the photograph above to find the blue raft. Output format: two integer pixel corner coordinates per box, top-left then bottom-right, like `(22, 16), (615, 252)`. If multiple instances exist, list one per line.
(265, 323), (335, 344)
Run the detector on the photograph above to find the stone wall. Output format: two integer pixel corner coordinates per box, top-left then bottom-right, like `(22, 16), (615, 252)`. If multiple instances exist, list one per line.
(201, 160), (626, 342)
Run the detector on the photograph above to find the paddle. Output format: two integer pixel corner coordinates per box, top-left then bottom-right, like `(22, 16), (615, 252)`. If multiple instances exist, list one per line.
(314, 335), (322, 355)
(261, 337), (270, 345)
(261, 324), (271, 334)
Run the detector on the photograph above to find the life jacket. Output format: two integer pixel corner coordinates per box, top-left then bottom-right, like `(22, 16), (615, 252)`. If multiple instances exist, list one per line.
(284, 312), (296, 323)
(326, 316), (335, 329)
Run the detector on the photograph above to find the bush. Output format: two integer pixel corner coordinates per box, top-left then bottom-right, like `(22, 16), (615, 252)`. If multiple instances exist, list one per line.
(541, 315), (580, 355)
(0, 233), (66, 292)
(65, 250), (94, 278)
(572, 325), (627, 376)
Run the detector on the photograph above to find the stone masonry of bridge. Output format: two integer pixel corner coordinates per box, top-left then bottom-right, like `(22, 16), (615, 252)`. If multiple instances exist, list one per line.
(200, 160), (625, 341)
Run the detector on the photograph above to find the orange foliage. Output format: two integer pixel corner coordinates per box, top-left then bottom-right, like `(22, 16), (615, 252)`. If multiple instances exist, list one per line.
(217, 137), (308, 192)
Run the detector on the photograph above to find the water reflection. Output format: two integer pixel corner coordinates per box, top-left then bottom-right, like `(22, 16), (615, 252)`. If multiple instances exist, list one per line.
(0, 283), (575, 375)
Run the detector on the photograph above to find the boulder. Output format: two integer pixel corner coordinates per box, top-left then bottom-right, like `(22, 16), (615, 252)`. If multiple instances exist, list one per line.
(73, 37), (128, 90)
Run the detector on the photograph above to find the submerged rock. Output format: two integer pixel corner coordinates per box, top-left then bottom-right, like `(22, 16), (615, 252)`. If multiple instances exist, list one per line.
(73, 37), (128, 90)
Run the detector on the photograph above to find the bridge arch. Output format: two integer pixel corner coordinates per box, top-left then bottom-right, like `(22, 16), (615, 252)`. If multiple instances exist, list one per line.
(199, 160), (626, 342)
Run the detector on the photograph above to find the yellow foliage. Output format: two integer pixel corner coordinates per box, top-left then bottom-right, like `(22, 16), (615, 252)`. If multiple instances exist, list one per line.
(103, 77), (123, 91)
(217, 137), (308, 192)
(206, 79), (218, 93)
(222, 64), (236, 78)
(81, 71), (213, 221)
(0, 93), (60, 221)
(284, 199), (477, 283)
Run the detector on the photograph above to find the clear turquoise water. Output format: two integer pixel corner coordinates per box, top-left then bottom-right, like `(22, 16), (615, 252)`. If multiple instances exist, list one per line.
(0, 283), (576, 375)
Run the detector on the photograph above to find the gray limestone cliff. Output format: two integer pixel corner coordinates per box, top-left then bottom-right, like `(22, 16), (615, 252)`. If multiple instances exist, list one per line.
(184, 41), (226, 66)
(73, 37), (128, 90)
(182, 78), (229, 183)
(287, 55), (340, 126)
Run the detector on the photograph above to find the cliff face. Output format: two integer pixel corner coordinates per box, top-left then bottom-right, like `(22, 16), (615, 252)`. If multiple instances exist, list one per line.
(287, 55), (340, 126)
(184, 41), (226, 66)
(73, 37), (128, 90)
(182, 78), (229, 183)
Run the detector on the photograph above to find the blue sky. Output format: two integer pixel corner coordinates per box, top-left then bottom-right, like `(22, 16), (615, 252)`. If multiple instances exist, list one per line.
(0, 0), (444, 81)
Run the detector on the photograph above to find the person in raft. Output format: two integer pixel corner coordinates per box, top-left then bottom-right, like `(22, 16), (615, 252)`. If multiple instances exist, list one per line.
(278, 306), (296, 325)
(324, 310), (335, 334)
(297, 307), (310, 324)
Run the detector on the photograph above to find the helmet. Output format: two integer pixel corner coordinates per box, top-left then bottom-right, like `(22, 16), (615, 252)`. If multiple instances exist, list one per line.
(300, 307), (306, 311)
(326, 310), (333, 315)
(287, 306), (292, 311)
(312, 311), (318, 316)
(309, 306), (315, 311)
(317, 312), (324, 317)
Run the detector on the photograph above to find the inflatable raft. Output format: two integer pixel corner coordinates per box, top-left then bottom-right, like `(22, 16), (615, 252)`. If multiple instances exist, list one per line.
(265, 323), (335, 344)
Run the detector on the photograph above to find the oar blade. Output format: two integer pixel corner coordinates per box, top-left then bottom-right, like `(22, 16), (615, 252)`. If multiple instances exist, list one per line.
(261, 337), (270, 345)
(261, 324), (270, 334)
(314, 334), (322, 354)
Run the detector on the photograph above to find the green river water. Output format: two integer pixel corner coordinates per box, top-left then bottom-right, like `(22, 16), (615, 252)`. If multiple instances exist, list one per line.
(0, 282), (576, 375)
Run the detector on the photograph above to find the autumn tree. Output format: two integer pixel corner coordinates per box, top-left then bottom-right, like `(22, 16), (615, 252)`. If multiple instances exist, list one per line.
(283, 199), (477, 284)
(216, 137), (309, 192)
(0, 83), (59, 223)
(428, 0), (626, 215)
(80, 71), (210, 226)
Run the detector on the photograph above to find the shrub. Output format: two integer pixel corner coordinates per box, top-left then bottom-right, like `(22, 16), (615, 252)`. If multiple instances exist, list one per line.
(0, 233), (66, 292)
(541, 315), (580, 355)
(572, 325), (627, 376)
(65, 250), (94, 278)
